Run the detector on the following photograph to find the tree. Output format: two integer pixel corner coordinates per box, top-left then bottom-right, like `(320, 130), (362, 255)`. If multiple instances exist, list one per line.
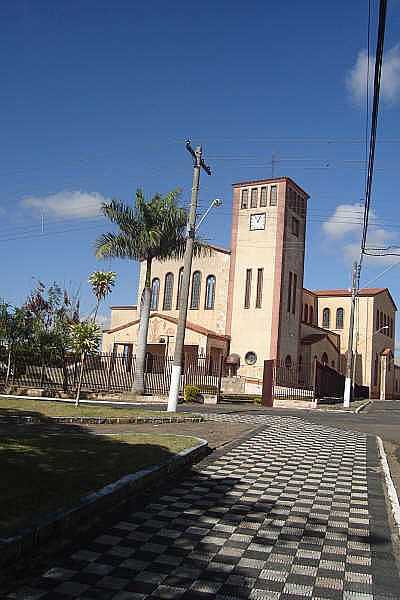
(95, 189), (193, 395)
(69, 321), (101, 406)
(88, 271), (116, 321)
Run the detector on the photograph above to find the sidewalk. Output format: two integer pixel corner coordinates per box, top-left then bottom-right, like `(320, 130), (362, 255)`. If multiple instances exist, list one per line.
(6, 414), (400, 599)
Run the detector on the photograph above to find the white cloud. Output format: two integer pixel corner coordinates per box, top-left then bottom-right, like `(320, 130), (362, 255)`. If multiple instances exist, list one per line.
(322, 203), (364, 239)
(347, 45), (400, 105)
(323, 203), (398, 266)
(21, 190), (110, 219)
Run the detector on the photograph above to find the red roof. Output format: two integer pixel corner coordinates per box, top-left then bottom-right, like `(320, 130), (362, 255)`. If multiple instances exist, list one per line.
(314, 287), (385, 296)
(313, 288), (397, 310)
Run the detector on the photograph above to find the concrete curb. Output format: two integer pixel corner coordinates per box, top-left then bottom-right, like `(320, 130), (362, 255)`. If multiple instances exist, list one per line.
(0, 414), (203, 425)
(355, 400), (371, 414)
(377, 436), (400, 534)
(0, 393), (168, 406)
(0, 437), (209, 571)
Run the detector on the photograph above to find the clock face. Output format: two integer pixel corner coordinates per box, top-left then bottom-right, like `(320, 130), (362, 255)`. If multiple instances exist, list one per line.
(249, 212), (266, 231)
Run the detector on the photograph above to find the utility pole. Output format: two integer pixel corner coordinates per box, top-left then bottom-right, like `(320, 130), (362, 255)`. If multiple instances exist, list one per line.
(344, 261), (360, 408)
(167, 141), (211, 412)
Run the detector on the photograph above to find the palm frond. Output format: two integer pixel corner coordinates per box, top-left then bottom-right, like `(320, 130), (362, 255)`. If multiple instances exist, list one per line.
(95, 232), (142, 260)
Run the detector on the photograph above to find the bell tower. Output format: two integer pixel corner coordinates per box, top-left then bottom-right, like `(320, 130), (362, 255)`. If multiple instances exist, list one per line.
(226, 177), (309, 378)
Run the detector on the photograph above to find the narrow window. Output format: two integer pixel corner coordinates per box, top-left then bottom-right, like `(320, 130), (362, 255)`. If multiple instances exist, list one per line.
(292, 217), (299, 237)
(292, 273), (297, 315)
(285, 355), (292, 368)
(250, 188), (258, 208)
(287, 272), (292, 313)
(255, 268), (263, 308)
(204, 275), (216, 310)
(304, 304), (308, 323)
(176, 267), (184, 309)
(270, 185), (277, 206)
(321, 352), (328, 366)
(336, 307), (344, 329)
(390, 317), (393, 338)
(190, 271), (201, 309)
(374, 354), (379, 386)
(380, 311), (384, 329)
(376, 309), (380, 331)
(322, 308), (330, 329)
(244, 269), (252, 309)
(241, 189), (248, 209)
(162, 272), (174, 310)
(309, 305), (314, 324)
(260, 186), (267, 207)
(150, 278), (160, 310)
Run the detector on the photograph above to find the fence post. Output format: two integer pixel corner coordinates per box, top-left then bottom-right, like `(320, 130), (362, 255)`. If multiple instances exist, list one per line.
(313, 358), (319, 405)
(39, 354), (45, 387)
(217, 355), (223, 402)
(106, 353), (114, 392)
(262, 360), (274, 407)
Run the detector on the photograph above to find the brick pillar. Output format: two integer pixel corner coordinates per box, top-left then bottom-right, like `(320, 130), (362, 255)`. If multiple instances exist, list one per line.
(262, 360), (274, 407)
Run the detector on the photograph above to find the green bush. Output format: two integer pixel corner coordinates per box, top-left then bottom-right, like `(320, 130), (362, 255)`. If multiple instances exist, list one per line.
(184, 385), (202, 403)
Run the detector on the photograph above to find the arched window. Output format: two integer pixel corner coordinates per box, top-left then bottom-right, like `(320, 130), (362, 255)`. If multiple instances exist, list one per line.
(176, 267), (184, 309)
(336, 308), (344, 330)
(304, 304), (308, 323)
(190, 271), (201, 309)
(322, 307), (330, 329)
(150, 278), (160, 310)
(162, 272), (174, 310)
(204, 275), (216, 310)
(309, 305), (314, 324)
(321, 352), (328, 366)
(285, 355), (292, 368)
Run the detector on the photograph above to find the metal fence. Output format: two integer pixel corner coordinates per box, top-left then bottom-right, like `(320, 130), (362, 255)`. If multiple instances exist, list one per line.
(274, 359), (314, 401)
(0, 350), (223, 397)
(315, 360), (369, 400)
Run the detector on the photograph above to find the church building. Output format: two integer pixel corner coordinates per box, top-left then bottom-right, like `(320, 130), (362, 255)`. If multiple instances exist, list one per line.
(102, 176), (397, 398)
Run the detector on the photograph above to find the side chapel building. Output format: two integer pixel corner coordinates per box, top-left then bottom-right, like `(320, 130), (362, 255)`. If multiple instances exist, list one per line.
(102, 176), (398, 399)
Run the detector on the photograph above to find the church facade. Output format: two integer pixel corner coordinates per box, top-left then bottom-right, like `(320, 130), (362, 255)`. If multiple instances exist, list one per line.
(102, 176), (397, 397)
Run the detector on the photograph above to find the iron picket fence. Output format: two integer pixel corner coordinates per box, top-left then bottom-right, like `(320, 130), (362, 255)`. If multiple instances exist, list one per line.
(1, 351), (223, 397)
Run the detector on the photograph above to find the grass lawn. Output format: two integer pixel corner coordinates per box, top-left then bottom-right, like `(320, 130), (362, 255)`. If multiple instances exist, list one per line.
(0, 398), (173, 419)
(0, 430), (198, 536)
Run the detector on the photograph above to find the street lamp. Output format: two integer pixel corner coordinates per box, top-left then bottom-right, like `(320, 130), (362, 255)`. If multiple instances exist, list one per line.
(195, 198), (223, 232)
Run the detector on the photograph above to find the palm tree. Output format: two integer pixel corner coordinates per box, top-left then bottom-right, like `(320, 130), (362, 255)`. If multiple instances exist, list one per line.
(88, 271), (116, 321)
(95, 188), (195, 395)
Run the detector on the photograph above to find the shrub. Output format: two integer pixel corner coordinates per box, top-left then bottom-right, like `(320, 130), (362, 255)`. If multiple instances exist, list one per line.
(184, 385), (202, 403)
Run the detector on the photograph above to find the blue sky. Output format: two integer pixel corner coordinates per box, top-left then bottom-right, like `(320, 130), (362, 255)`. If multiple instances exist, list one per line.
(1, 1), (400, 343)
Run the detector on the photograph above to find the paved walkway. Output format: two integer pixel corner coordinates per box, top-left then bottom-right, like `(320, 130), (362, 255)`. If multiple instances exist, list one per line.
(6, 415), (400, 599)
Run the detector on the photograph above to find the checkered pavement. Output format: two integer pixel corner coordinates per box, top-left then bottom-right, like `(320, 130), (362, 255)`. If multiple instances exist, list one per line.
(6, 416), (400, 599)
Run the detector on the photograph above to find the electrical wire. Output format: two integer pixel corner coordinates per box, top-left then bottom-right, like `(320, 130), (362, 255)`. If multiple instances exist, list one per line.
(359, 0), (387, 267)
